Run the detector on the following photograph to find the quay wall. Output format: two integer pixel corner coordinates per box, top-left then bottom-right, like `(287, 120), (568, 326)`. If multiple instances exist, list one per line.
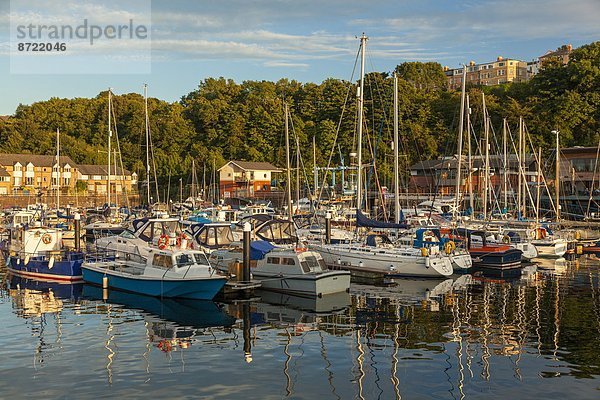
(0, 194), (142, 209)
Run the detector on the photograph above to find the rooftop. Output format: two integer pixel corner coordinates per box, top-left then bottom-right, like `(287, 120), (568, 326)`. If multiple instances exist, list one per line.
(0, 153), (76, 168)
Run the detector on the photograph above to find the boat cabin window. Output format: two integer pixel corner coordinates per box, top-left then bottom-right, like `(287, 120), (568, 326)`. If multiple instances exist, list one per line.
(176, 253), (194, 266)
(161, 221), (183, 236)
(139, 224), (154, 241)
(153, 254), (173, 268)
(267, 257), (295, 266)
(193, 253), (210, 266)
(119, 230), (136, 239)
(300, 256), (321, 273)
(215, 226), (233, 245)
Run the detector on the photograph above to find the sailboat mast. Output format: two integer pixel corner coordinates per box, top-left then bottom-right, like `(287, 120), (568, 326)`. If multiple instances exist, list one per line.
(453, 66), (467, 219)
(295, 136), (300, 213)
(503, 118), (508, 212)
(521, 118), (527, 219)
(482, 93), (489, 221)
(517, 117), (523, 218)
(56, 128), (60, 210)
(536, 147), (541, 225)
(356, 33), (367, 211)
(466, 95), (473, 213)
(107, 89), (112, 208)
(554, 129), (561, 221)
(393, 72), (400, 223)
(284, 104), (294, 221)
(144, 84), (151, 206)
(313, 135), (318, 198)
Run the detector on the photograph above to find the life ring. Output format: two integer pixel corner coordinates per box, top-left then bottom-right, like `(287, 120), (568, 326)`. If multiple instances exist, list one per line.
(528, 230), (536, 239)
(41, 233), (52, 244)
(502, 235), (511, 244)
(420, 247), (429, 257)
(295, 247), (308, 253)
(444, 241), (456, 255)
(157, 234), (169, 250)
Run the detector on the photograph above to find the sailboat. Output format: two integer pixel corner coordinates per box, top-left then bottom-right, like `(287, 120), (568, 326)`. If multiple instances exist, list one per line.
(310, 35), (453, 278)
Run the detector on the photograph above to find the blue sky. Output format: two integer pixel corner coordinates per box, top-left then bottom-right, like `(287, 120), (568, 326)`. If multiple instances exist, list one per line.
(1, 0), (598, 115)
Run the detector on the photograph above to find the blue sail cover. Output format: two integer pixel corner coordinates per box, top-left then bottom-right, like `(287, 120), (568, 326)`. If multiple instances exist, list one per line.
(250, 240), (276, 260)
(356, 210), (408, 229)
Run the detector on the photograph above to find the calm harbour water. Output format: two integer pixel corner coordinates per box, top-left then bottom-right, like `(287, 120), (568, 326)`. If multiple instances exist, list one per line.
(1, 258), (599, 399)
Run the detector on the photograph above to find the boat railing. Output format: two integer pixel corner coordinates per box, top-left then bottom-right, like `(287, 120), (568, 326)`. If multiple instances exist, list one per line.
(84, 248), (146, 265)
(11, 249), (84, 262)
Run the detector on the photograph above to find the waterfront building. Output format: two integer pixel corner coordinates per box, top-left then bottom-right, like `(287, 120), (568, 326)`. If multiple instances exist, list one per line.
(218, 161), (282, 199)
(444, 57), (529, 90)
(409, 155), (537, 195)
(0, 153), (78, 195)
(559, 146), (599, 195)
(77, 164), (138, 195)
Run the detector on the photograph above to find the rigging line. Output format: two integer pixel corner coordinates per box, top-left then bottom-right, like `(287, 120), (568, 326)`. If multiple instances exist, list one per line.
(110, 100), (130, 209)
(522, 123), (557, 216)
(316, 43), (361, 203)
(586, 139), (600, 216)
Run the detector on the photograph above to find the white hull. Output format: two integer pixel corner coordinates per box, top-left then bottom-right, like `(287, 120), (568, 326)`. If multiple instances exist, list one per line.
(312, 244), (453, 278)
(513, 242), (538, 261)
(532, 239), (567, 258)
(449, 252), (472, 271)
(253, 270), (350, 297)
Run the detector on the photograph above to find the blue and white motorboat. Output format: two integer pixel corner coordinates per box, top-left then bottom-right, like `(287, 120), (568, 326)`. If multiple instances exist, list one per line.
(81, 247), (227, 300)
(5, 225), (84, 282)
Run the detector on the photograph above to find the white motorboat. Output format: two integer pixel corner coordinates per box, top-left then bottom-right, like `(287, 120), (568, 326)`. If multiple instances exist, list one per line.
(211, 241), (350, 297)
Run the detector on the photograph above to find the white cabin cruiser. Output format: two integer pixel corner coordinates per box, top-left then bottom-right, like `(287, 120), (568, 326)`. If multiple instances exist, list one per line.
(211, 241), (350, 297)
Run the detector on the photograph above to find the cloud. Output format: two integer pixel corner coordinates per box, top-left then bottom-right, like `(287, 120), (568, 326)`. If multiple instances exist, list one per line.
(264, 60), (310, 68)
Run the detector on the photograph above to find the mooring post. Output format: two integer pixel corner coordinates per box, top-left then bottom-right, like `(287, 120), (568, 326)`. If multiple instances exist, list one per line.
(243, 222), (251, 282)
(74, 212), (81, 252)
(243, 302), (252, 363)
(325, 212), (332, 244)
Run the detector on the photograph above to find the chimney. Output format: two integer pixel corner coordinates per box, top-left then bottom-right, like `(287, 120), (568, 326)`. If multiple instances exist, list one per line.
(469, 60), (475, 66)
(497, 56), (503, 61)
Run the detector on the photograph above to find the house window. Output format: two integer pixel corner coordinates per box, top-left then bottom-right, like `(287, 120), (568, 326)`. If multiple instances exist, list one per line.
(264, 173), (267, 178)
(14, 164), (22, 172)
(25, 177), (34, 185)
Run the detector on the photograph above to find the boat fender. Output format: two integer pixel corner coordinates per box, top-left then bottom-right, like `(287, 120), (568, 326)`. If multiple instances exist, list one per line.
(537, 228), (547, 240)
(444, 241), (456, 255)
(575, 230), (582, 240)
(24, 255), (30, 265)
(42, 233), (52, 245)
(176, 233), (187, 248)
(502, 235), (511, 244)
(48, 256), (55, 269)
(157, 234), (169, 250)
(420, 247), (429, 257)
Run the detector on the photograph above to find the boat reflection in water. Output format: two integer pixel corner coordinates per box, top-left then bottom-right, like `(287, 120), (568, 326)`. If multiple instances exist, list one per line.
(83, 285), (236, 330)
(6, 274), (82, 368)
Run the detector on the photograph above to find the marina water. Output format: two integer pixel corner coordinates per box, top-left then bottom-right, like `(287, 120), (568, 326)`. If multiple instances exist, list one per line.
(1, 258), (599, 399)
